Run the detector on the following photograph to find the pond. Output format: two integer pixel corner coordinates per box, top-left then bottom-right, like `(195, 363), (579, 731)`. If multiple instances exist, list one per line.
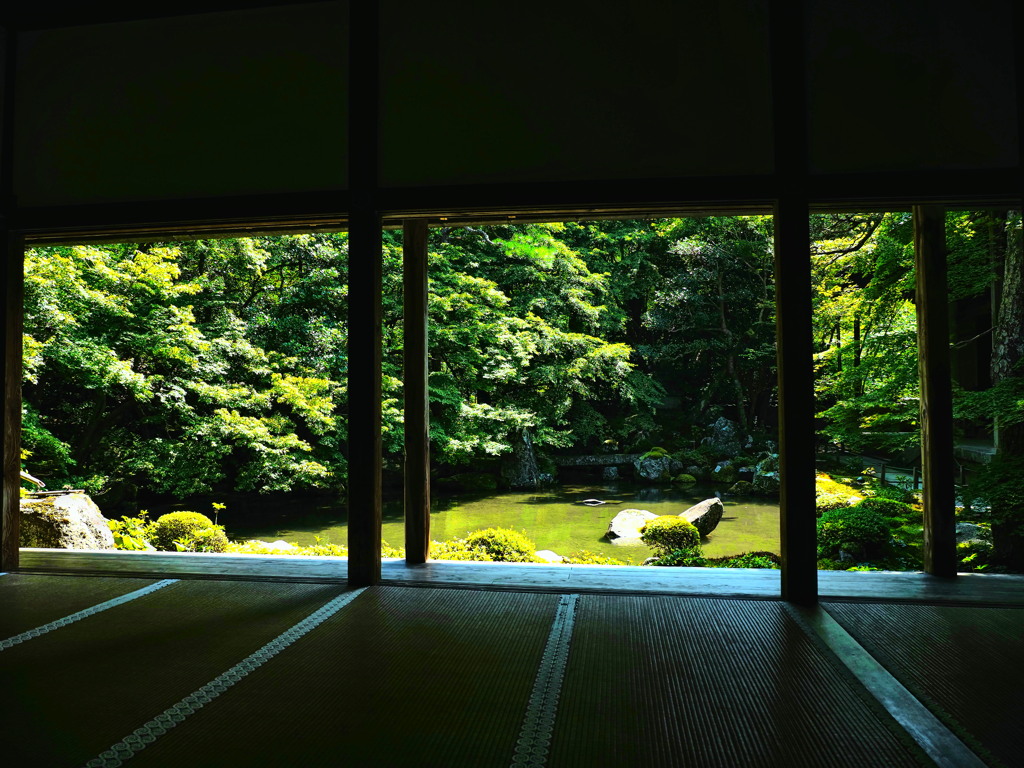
(226, 484), (780, 565)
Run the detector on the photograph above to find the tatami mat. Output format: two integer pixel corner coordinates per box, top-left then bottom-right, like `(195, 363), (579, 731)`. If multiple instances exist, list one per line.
(825, 602), (1024, 768)
(125, 586), (559, 768)
(549, 595), (930, 768)
(0, 580), (347, 767)
(0, 573), (161, 637)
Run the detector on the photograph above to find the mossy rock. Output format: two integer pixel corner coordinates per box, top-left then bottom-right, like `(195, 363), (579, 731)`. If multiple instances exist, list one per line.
(712, 464), (739, 485)
(673, 473), (697, 485)
(728, 480), (753, 494)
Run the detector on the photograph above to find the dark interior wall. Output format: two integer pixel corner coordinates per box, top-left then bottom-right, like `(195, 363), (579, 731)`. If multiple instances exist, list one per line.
(13, 1), (348, 207)
(805, 0), (1018, 174)
(3, 0), (1020, 210)
(379, 0), (774, 187)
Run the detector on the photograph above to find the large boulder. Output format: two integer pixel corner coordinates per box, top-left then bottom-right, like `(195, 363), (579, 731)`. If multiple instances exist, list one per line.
(607, 508), (658, 543)
(680, 498), (724, 537)
(634, 454), (673, 482)
(702, 417), (743, 457)
(20, 493), (115, 550)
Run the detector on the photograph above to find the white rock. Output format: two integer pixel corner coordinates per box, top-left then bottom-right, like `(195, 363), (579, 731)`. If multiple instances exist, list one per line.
(535, 550), (564, 563)
(607, 508), (658, 543)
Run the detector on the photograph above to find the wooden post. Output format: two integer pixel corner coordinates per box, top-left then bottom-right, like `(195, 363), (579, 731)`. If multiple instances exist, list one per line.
(1, 28), (20, 572)
(1, 232), (22, 571)
(345, 1), (382, 586)
(914, 205), (957, 577)
(770, 0), (816, 603)
(403, 220), (430, 564)
(774, 197), (818, 604)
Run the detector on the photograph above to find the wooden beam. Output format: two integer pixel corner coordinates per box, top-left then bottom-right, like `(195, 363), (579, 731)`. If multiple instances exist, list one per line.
(403, 219), (430, 563)
(774, 198), (817, 603)
(913, 205), (957, 577)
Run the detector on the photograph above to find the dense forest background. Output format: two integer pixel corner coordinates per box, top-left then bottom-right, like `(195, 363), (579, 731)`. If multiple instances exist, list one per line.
(20, 212), (1024, 556)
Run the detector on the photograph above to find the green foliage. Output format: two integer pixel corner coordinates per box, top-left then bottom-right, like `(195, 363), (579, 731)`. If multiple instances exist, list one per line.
(648, 550), (780, 568)
(149, 511), (218, 551)
(872, 484), (915, 504)
(641, 516), (701, 555)
(430, 537), (493, 561)
(174, 525), (229, 553)
(463, 527), (539, 562)
(816, 506), (891, 559)
(816, 493), (854, 515)
(967, 454), (1024, 537)
(108, 512), (153, 551)
(561, 550), (628, 565)
(674, 474), (698, 485)
(957, 539), (993, 572)
(856, 496), (918, 525)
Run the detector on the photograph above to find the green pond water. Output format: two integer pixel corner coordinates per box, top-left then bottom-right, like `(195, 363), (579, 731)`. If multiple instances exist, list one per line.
(227, 484), (780, 565)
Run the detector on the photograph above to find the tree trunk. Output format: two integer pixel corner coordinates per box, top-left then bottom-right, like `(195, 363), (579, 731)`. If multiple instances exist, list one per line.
(501, 429), (540, 490)
(991, 212), (1024, 565)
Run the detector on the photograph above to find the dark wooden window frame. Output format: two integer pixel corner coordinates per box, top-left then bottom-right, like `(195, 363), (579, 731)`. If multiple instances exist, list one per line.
(3, 0), (1022, 600)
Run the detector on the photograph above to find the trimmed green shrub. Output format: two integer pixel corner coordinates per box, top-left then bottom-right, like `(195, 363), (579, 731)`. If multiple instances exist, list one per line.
(711, 551), (781, 568)
(175, 525), (229, 553)
(856, 496), (918, 524)
(816, 506), (890, 559)
(463, 527), (538, 562)
(430, 538), (493, 561)
(149, 512), (218, 551)
(641, 516), (701, 555)
(649, 549), (707, 567)
(562, 550), (628, 565)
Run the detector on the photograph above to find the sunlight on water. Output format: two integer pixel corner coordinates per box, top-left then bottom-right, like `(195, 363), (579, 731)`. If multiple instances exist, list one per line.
(228, 484), (780, 565)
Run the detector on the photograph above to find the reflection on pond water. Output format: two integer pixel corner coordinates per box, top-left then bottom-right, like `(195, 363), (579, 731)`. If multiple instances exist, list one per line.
(227, 484), (780, 565)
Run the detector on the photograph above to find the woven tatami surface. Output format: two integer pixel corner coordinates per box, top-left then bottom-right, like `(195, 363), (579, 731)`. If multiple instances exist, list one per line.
(825, 602), (1024, 768)
(0, 573), (161, 636)
(549, 595), (927, 768)
(0, 577), (347, 767)
(0, 576), (962, 768)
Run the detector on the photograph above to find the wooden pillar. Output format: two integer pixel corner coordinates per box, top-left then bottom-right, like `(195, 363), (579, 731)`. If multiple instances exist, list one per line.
(770, 0), (816, 603)
(403, 220), (430, 563)
(1, 232), (22, 572)
(1, 26), (20, 572)
(913, 206), (957, 577)
(346, 1), (381, 586)
(774, 198), (817, 603)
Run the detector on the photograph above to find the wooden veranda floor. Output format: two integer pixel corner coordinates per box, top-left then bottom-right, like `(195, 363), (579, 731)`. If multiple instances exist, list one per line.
(2, 566), (1022, 766)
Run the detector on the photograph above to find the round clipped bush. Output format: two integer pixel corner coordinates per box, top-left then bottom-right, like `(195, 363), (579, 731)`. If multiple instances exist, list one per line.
(641, 515), (701, 555)
(463, 527), (538, 562)
(856, 497), (917, 524)
(816, 506), (890, 559)
(183, 526), (229, 553)
(149, 511), (217, 551)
